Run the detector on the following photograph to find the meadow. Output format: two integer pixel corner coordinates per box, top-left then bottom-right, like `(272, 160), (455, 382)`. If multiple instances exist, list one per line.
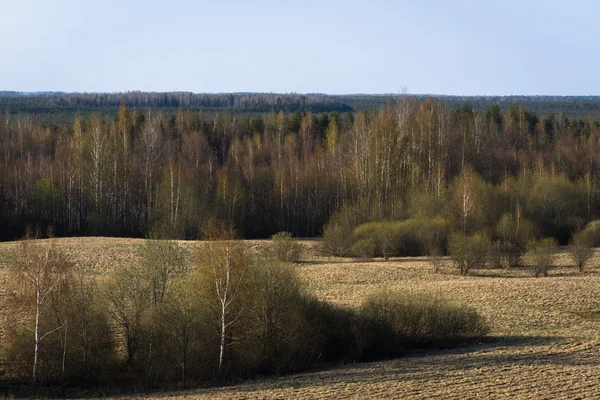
(1, 238), (600, 399)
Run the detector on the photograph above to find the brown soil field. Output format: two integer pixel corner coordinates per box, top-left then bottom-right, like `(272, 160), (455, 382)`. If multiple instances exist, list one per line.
(2, 238), (600, 399)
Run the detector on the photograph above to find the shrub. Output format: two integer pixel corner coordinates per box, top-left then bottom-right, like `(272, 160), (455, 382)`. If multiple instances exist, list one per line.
(353, 218), (443, 260)
(271, 232), (302, 263)
(583, 220), (600, 247)
(415, 217), (451, 272)
(416, 216), (451, 257)
(568, 230), (594, 273)
(353, 221), (400, 260)
(498, 241), (522, 269)
(350, 238), (376, 261)
(527, 238), (557, 277)
(302, 298), (361, 363)
(358, 289), (489, 359)
(378, 223), (400, 260)
(236, 257), (312, 374)
(321, 220), (353, 257)
(429, 248), (444, 273)
(448, 233), (490, 275)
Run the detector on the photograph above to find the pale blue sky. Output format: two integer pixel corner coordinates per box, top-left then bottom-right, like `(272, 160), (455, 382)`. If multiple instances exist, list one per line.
(1, 0), (599, 95)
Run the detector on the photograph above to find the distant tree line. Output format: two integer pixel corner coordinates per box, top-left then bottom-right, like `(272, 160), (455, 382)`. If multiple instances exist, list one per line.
(3, 92), (600, 124)
(2, 96), (600, 241)
(0, 92), (356, 122)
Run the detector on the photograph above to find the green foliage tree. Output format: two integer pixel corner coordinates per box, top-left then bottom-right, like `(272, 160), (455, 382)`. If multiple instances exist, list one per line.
(527, 175), (582, 242)
(485, 103), (503, 127)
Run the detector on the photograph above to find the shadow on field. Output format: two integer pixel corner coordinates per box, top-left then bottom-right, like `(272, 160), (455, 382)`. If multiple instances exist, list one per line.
(137, 335), (599, 399)
(468, 267), (583, 279)
(300, 259), (361, 265)
(7, 336), (589, 399)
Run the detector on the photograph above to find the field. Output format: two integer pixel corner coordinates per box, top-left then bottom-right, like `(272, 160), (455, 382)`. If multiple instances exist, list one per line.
(2, 238), (600, 399)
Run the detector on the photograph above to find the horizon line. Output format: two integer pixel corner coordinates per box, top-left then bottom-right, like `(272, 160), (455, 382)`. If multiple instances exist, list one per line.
(2, 90), (600, 98)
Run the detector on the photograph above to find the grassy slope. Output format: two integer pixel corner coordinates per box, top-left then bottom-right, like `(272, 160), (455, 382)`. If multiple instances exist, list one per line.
(1, 238), (600, 399)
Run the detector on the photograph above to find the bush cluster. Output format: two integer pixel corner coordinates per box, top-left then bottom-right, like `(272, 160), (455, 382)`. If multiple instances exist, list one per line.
(4, 238), (489, 394)
(323, 217), (452, 260)
(324, 214), (600, 277)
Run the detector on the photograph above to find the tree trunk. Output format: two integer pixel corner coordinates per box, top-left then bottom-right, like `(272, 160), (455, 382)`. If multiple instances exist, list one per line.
(32, 284), (40, 385)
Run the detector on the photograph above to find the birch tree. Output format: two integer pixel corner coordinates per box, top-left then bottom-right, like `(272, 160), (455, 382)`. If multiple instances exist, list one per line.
(198, 224), (248, 374)
(10, 237), (71, 385)
(138, 111), (164, 227)
(453, 166), (484, 234)
(88, 114), (105, 217)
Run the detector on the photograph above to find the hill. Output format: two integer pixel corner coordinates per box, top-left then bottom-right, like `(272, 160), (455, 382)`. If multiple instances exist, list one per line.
(2, 238), (600, 398)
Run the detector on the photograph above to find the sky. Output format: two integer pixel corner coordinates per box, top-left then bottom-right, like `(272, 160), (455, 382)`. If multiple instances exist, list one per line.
(1, 0), (599, 95)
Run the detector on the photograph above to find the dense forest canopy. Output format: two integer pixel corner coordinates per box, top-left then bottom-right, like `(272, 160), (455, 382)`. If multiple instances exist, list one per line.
(1, 92), (600, 242)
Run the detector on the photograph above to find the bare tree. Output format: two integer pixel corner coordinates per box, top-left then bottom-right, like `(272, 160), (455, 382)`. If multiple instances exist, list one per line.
(161, 276), (203, 386)
(10, 237), (71, 385)
(139, 111), (164, 225)
(104, 266), (151, 366)
(140, 238), (188, 305)
(88, 114), (105, 214)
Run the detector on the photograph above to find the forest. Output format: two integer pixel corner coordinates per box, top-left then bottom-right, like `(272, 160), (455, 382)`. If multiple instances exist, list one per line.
(1, 93), (600, 244)
(4, 92), (600, 394)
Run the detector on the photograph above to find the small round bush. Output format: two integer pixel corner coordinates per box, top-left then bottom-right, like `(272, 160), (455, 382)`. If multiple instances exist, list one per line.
(351, 238), (377, 261)
(271, 232), (302, 263)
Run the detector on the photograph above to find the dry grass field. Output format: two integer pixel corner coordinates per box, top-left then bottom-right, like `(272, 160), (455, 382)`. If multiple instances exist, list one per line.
(2, 238), (600, 399)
